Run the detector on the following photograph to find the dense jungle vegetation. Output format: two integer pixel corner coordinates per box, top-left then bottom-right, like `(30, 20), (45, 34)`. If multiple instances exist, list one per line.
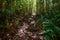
(0, 0), (60, 40)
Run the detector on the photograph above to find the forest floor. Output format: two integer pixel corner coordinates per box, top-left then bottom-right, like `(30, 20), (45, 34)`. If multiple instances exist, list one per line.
(17, 21), (43, 40)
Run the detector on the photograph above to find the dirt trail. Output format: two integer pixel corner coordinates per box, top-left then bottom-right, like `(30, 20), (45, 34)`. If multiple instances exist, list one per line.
(17, 22), (43, 40)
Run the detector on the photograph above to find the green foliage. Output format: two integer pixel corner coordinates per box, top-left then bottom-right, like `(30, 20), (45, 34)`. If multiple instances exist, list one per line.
(36, 1), (60, 40)
(0, 0), (60, 40)
(39, 11), (60, 40)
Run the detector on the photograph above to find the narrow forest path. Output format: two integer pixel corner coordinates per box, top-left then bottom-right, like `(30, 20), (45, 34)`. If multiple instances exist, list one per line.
(17, 21), (43, 40)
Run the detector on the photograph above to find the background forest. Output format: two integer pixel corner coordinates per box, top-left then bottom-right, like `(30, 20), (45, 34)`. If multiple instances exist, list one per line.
(0, 0), (60, 40)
